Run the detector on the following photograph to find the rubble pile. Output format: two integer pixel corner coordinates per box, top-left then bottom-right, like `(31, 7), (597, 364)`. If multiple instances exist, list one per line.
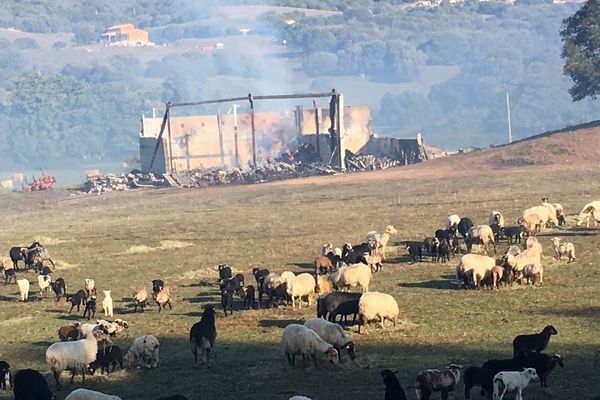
(345, 151), (403, 172)
(79, 171), (165, 194)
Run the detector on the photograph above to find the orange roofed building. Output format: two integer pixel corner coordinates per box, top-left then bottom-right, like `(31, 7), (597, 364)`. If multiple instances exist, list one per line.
(101, 23), (152, 47)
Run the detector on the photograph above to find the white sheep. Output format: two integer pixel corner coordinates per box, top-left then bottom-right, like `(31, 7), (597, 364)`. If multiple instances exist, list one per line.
(126, 334), (160, 368)
(304, 317), (355, 361)
(102, 290), (113, 318)
(492, 368), (537, 400)
(65, 388), (122, 400)
(525, 236), (543, 255)
(46, 326), (107, 389)
(522, 263), (544, 286)
(85, 278), (96, 297)
(505, 245), (522, 257)
(357, 291), (399, 333)
(280, 271), (296, 289)
(576, 200), (600, 227)
(38, 274), (51, 296)
(330, 263), (372, 293)
(17, 279), (29, 301)
(287, 273), (315, 309)
(445, 214), (461, 232)
(465, 225), (496, 255)
(504, 249), (542, 284)
(523, 206), (556, 231)
(366, 225), (398, 260)
(488, 211), (505, 227)
(282, 324), (339, 367)
(541, 201), (558, 226)
(455, 254), (496, 289)
(551, 237), (576, 263)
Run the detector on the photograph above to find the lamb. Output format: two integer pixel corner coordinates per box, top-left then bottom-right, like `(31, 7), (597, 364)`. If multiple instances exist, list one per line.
(513, 325), (558, 357)
(243, 285), (256, 309)
(518, 214), (542, 236)
(552, 203), (566, 226)
(3, 265), (15, 285)
(415, 364), (462, 400)
(38, 274), (52, 296)
(262, 273), (289, 308)
(551, 237), (576, 263)
(217, 264), (232, 281)
(519, 351), (564, 388)
(88, 345), (123, 375)
(365, 252), (383, 272)
(481, 355), (526, 375)
(366, 225), (398, 260)
(95, 319), (129, 337)
(126, 335), (160, 369)
(315, 275), (331, 294)
(190, 305), (217, 368)
(445, 214), (461, 233)
(46, 326), (108, 389)
(381, 369), (408, 400)
(457, 217), (474, 238)
(83, 296), (97, 320)
(51, 277), (66, 302)
(66, 290), (87, 313)
(455, 254), (496, 289)
(502, 226), (523, 244)
(84, 278), (96, 297)
(0, 360), (11, 390)
(287, 273), (315, 309)
(156, 286), (172, 312)
(488, 210), (505, 227)
(358, 291), (399, 333)
(13, 369), (54, 400)
(330, 263), (372, 293)
(65, 388), (122, 399)
(58, 324), (80, 341)
(17, 279), (29, 301)
(522, 263), (543, 286)
(282, 324), (339, 367)
(492, 368), (537, 400)
(465, 225), (496, 255)
(576, 200), (600, 227)
(102, 290), (113, 318)
(304, 317), (356, 360)
(463, 366), (495, 400)
(317, 291), (361, 323)
(134, 288), (147, 313)
(405, 241), (423, 262)
(252, 267), (270, 302)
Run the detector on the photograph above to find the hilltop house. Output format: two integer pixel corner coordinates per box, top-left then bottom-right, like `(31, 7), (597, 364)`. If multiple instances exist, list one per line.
(101, 23), (152, 46)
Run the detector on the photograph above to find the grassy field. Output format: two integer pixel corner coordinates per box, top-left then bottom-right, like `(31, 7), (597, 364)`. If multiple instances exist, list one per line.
(0, 163), (598, 400)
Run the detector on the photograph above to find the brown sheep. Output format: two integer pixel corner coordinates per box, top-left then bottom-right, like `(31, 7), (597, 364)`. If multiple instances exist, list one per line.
(491, 265), (504, 289)
(58, 324), (80, 341)
(134, 288), (148, 313)
(315, 275), (331, 294)
(314, 255), (333, 275)
(519, 214), (542, 236)
(156, 287), (172, 313)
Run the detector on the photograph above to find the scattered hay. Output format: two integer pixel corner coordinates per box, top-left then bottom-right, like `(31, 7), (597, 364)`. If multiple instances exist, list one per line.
(124, 245), (155, 254)
(0, 316), (33, 327)
(158, 240), (193, 250)
(34, 236), (70, 245)
(121, 240), (193, 255)
(177, 268), (213, 282)
(53, 260), (77, 270)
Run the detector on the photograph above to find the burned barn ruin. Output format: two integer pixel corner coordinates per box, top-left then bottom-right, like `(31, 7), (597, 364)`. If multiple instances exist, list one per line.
(138, 90), (429, 186)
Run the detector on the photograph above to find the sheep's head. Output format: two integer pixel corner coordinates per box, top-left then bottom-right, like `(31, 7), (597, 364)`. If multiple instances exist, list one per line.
(543, 325), (558, 335)
(385, 225), (398, 235)
(524, 368), (538, 379)
(551, 237), (561, 247)
(325, 347), (339, 364)
(345, 342), (356, 360)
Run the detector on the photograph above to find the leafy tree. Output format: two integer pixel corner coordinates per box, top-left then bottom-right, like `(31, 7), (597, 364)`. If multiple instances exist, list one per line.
(561, 0), (600, 101)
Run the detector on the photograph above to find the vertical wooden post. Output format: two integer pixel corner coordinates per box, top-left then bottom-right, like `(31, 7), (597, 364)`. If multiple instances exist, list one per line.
(336, 93), (345, 171)
(166, 102), (175, 173)
(233, 104), (239, 169)
(248, 93), (257, 169)
(217, 110), (225, 167)
(313, 100), (321, 161)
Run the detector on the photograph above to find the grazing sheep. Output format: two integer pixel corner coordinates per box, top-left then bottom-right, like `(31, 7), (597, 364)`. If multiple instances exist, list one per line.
(38, 274), (52, 296)
(315, 275), (331, 295)
(503, 248), (542, 285)
(282, 324), (339, 367)
(13, 369), (54, 400)
(341, 243), (368, 266)
(518, 214), (542, 236)
(576, 200), (600, 227)
(465, 225), (496, 255)
(489, 211), (505, 227)
(287, 273), (316, 309)
(51, 278), (66, 302)
(9, 246), (28, 270)
(89, 319), (129, 338)
(134, 288), (147, 313)
(365, 252), (383, 272)
(102, 290), (113, 318)
(457, 217), (474, 238)
(405, 241), (423, 262)
(445, 214), (461, 233)
(366, 225), (398, 260)
(220, 285), (234, 316)
(66, 290), (87, 313)
(314, 255), (333, 275)
(415, 364), (462, 400)
(126, 335), (160, 369)
(522, 263), (543, 286)
(330, 263), (372, 293)
(317, 291), (361, 324)
(65, 388), (122, 400)
(505, 245), (522, 257)
(243, 285), (256, 309)
(58, 325), (81, 341)
(83, 296), (97, 320)
(481, 355), (527, 375)
(263, 273), (289, 308)
(156, 287), (172, 312)
(0, 361), (10, 390)
(17, 279), (29, 301)
(519, 351), (564, 388)
(151, 279), (164, 298)
(3, 266), (15, 286)
(190, 305), (217, 368)
(455, 254), (496, 289)
(490, 265), (504, 289)
(84, 278), (96, 297)
(492, 368), (537, 400)
(358, 292), (399, 333)
(88, 345), (123, 375)
(304, 317), (356, 360)
(523, 206), (556, 231)
(46, 326), (108, 389)
(252, 267), (270, 302)
(525, 236), (543, 255)
(464, 366), (495, 400)
(217, 264), (232, 281)
(513, 325), (558, 358)
(502, 226), (523, 244)
(381, 369), (408, 400)
(551, 237), (576, 263)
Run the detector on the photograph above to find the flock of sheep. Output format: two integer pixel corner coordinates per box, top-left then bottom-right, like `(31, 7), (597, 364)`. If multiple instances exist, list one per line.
(0, 196), (598, 400)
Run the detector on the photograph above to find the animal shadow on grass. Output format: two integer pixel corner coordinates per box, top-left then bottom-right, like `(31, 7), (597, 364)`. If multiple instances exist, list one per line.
(32, 340), (53, 347)
(56, 314), (83, 321)
(534, 306), (599, 320)
(0, 295), (14, 302)
(288, 262), (315, 271)
(187, 294), (219, 304)
(183, 280), (213, 288)
(258, 319), (304, 329)
(546, 229), (599, 237)
(398, 278), (455, 290)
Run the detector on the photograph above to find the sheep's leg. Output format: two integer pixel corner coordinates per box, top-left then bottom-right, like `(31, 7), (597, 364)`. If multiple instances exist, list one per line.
(515, 388), (522, 400)
(312, 354), (318, 367)
(441, 390), (449, 400)
(380, 316), (385, 329)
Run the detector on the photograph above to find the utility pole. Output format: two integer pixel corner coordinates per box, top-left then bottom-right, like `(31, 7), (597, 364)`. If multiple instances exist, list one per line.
(506, 93), (512, 144)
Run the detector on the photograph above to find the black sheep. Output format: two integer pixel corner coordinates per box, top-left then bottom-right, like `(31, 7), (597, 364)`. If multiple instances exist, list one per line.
(341, 244), (368, 265)
(51, 278), (66, 302)
(190, 305), (217, 368)
(463, 366), (494, 399)
(381, 369), (407, 400)
(434, 229), (454, 242)
(513, 325), (558, 357)
(83, 296), (97, 320)
(330, 300), (359, 325)
(243, 285), (256, 309)
(13, 369), (53, 400)
(502, 226), (523, 244)
(317, 291), (361, 322)
(458, 217), (474, 238)
(65, 289), (87, 313)
(437, 239), (450, 263)
(0, 361), (11, 390)
(9, 247), (27, 270)
(152, 279), (165, 297)
(88, 345), (123, 375)
(481, 355), (526, 375)
(4, 268), (15, 285)
(252, 267), (270, 304)
(519, 350), (564, 387)
(490, 223), (503, 243)
(220, 287), (234, 316)
(218, 264), (232, 281)
(405, 242), (423, 262)
(266, 282), (289, 308)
